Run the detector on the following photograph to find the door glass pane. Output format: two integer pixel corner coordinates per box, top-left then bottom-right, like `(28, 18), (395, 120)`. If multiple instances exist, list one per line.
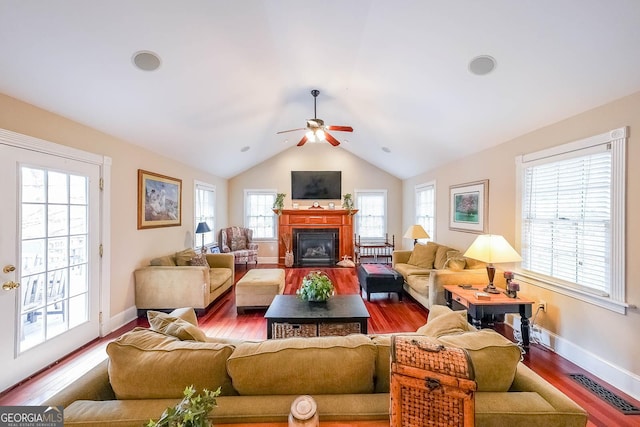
(19, 167), (90, 353)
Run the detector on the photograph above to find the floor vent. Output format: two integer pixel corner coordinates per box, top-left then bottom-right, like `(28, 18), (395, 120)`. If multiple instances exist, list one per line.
(569, 374), (640, 415)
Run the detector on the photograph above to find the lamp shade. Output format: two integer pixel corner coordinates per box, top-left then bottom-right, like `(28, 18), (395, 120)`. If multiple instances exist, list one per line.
(195, 222), (211, 234)
(403, 225), (430, 240)
(463, 234), (522, 264)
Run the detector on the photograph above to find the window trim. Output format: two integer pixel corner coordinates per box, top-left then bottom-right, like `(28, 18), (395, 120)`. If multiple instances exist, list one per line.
(354, 189), (388, 241)
(415, 180), (436, 242)
(244, 189), (277, 241)
(193, 180), (216, 248)
(515, 126), (628, 314)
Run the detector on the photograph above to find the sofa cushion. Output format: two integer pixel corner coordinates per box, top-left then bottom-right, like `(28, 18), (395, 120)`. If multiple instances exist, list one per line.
(444, 250), (467, 271)
(209, 267), (232, 292)
(416, 309), (468, 337)
(434, 244), (453, 270)
(175, 249), (198, 266)
(407, 243), (438, 269)
(370, 335), (392, 393)
(393, 263), (431, 278)
(106, 328), (236, 399)
(167, 307), (199, 326)
(149, 255), (176, 266)
(437, 329), (522, 392)
(226, 335), (377, 395)
(147, 310), (206, 341)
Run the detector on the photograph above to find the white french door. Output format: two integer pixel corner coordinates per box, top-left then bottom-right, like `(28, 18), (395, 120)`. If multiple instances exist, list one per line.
(0, 140), (102, 392)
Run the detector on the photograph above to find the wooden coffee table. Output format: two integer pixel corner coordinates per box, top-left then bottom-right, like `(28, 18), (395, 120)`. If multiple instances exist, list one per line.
(443, 284), (535, 351)
(264, 295), (370, 339)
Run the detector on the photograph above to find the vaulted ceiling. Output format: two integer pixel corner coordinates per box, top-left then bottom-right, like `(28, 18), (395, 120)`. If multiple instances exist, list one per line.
(1, 1), (639, 179)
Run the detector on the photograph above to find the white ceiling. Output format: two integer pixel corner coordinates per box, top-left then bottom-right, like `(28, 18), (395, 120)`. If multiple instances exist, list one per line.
(1, 1), (640, 179)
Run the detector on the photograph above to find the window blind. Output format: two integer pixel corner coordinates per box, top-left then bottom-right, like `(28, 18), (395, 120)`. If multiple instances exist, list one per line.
(521, 147), (611, 293)
(355, 191), (386, 239)
(246, 191), (276, 239)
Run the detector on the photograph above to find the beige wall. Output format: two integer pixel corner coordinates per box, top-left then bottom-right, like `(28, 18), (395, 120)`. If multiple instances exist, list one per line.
(403, 91), (640, 397)
(0, 93), (228, 326)
(229, 143), (403, 259)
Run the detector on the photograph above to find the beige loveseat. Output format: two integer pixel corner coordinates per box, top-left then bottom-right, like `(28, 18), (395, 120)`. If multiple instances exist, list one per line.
(134, 250), (234, 316)
(45, 307), (587, 427)
(393, 241), (506, 310)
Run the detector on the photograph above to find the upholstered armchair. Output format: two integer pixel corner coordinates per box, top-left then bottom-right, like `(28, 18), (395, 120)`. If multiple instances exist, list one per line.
(220, 226), (258, 267)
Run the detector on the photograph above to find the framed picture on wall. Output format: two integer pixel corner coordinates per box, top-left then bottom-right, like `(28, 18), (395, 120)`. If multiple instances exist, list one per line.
(449, 179), (488, 233)
(137, 169), (182, 229)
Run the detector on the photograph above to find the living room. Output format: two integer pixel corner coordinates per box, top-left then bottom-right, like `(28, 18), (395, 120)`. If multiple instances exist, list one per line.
(1, 2), (640, 424)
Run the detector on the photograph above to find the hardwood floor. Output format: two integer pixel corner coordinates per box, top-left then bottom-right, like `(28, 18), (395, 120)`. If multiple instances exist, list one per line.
(0, 265), (638, 427)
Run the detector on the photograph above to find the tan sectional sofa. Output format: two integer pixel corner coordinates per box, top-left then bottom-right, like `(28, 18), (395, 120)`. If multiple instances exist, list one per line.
(134, 250), (234, 316)
(393, 241), (506, 309)
(45, 307), (587, 427)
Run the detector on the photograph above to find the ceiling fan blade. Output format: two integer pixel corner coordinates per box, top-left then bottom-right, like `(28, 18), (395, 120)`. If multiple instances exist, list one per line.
(326, 125), (353, 132)
(277, 127), (306, 134)
(297, 135), (309, 146)
(324, 132), (341, 146)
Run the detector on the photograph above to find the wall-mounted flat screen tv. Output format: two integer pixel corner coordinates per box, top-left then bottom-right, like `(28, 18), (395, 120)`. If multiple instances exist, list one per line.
(291, 171), (342, 200)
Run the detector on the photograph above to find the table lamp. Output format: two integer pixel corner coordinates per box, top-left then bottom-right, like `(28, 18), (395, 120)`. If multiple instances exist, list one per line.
(403, 225), (430, 246)
(463, 234), (522, 294)
(195, 221), (211, 254)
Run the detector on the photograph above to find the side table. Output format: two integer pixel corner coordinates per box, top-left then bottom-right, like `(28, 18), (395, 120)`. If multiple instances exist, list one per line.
(443, 284), (535, 352)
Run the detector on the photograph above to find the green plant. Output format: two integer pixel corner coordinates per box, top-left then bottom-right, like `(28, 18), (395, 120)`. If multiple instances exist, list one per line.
(342, 193), (354, 212)
(296, 271), (335, 302)
(272, 193), (286, 214)
(146, 385), (221, 427)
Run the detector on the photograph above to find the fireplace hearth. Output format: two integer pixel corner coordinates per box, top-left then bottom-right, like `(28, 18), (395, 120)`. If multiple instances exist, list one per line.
(294, 228), (339, 267)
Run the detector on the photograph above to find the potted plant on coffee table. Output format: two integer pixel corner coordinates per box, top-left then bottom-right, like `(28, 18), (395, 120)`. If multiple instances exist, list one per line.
(296, 271), (335, 303)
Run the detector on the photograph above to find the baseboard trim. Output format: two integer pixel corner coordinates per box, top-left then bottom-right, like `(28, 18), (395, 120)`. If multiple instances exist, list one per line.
(509, 316), (640, 401)
(104, 306), (138, 336)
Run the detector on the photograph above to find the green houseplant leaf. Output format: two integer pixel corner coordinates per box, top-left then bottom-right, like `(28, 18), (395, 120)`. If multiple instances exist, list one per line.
(147, 385), (221, 427)
(296, 271), (335, 302)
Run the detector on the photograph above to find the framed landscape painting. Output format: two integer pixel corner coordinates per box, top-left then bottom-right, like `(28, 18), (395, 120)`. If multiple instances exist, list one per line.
(137, 169), (182, 229)
(449, 180), (488, 233)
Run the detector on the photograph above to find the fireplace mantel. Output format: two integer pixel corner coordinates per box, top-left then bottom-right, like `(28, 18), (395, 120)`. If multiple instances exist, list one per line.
(276, 209), (358, 265)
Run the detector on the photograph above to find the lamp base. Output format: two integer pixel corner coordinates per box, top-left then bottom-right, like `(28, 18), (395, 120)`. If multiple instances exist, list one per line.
(483, 285), (501, 294)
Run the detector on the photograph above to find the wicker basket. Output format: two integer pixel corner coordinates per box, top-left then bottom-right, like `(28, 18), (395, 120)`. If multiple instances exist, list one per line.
(391, 335), (476, 427)
(272, 322), (317, 338)
(318, 322), (361, 336)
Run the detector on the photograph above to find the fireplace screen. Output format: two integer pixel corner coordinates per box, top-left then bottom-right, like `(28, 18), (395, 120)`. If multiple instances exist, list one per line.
(293, 228), (339, 266)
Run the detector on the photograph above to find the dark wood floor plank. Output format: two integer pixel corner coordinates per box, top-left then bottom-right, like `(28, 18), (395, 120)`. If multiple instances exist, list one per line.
(0, 265), (638, 427)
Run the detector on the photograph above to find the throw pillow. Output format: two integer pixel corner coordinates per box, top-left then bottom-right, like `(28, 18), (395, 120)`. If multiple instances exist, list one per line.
(437, 329), (522, 391)
(444, 250), (467, 271)
(189, 255), (209, 267)
(147, 310), (207, 342)
(407, 242), (438, 269)
(416, 309), (469, 337)
(175, 249), (197, 266)
(434, 244), (453, 270)
(149, 255), (176, 266)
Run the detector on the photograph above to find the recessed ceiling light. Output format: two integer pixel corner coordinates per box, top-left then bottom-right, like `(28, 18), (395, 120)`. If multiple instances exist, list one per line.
(469, 55), (496, 76)
(240, 146), (250, 152)
(382, 147), (391, 153)
(132, 51), (161, 71)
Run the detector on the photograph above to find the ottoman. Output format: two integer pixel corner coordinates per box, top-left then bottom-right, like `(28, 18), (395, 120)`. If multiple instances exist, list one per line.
(235, 268), (285, 314)
(357, 264), (404, 302)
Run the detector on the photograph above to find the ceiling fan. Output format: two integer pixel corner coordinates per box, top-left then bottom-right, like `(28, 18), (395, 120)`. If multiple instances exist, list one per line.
(277, 89), (353, 147)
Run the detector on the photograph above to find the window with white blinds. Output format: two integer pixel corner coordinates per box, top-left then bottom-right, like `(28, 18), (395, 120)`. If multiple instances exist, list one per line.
(245, 190), (276, 239)
(355, 190), (387, 240)
(516, 127), (627, 313)
(415, 182), (435, 242)
(194, 181), (215, 248)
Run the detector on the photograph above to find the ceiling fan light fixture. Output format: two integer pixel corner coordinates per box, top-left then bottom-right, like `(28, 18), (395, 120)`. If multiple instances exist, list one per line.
(315, 129), (326, 141)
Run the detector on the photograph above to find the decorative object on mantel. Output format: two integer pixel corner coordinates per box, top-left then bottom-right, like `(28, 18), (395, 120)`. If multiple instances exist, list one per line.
(273, 193), (286, 215)
(403, 224), (430, 246)
(195, 221), (211, 254)
(296, 271), (335, 302)
(308, 201), (323, 209)
(342, 193), (354, 213)
(288, 395), (320, 427)
(464, 234), (522, 294)
(146, 384), (221, 427)
(281, 232), (294, 267)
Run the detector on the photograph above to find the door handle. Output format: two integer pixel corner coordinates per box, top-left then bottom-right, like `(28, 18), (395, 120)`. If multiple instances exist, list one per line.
(2, 281), (20, 291)
(3, 265), (16, 274)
